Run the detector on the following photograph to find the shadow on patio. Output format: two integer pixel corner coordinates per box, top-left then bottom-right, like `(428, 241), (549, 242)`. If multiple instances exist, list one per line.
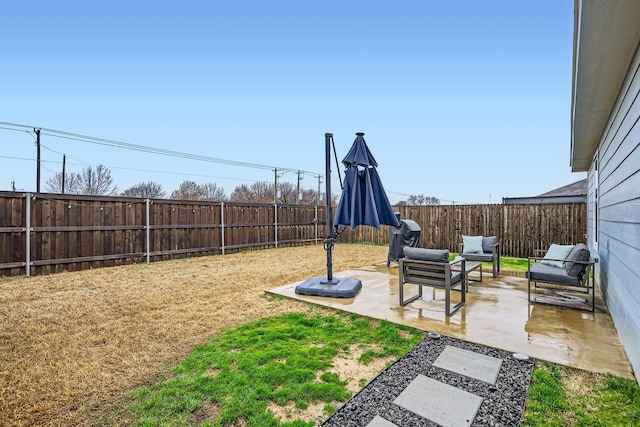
(268, 262), (633, 379)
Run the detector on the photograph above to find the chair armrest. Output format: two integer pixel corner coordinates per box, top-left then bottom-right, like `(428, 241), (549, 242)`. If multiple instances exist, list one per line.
(450, 256), (465, 267)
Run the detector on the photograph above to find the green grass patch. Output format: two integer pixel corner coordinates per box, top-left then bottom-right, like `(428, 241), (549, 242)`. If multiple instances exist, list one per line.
(523, 362), (640, 426)
(499, 256), (530, 272)
(123, 312), (423, 426)
(450, 254), (530, 272)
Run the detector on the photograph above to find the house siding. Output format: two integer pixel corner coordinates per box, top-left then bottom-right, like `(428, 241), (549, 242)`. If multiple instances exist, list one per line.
(590, 42), (640, 378)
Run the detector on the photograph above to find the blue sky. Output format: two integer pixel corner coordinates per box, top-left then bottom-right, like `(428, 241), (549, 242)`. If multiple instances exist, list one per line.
(0, 0), (583, 204)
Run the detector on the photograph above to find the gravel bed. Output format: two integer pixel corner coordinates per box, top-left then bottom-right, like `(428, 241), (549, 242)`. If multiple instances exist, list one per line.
(322, 334), (534, 426)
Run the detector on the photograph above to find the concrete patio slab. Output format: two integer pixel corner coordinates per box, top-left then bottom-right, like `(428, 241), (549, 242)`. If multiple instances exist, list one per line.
(267, 262), (633, 379)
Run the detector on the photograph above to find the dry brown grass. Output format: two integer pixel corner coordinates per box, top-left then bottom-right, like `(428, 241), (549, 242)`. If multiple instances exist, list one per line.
(0, 243), (389, 427)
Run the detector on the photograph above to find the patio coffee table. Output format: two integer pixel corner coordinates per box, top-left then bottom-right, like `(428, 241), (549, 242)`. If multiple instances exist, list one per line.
(465, 261), (483, 284)
(452, 257), (482, 291)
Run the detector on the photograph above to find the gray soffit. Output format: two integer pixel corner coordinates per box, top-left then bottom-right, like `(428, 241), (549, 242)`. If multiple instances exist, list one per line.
(571, 0), (640, 172)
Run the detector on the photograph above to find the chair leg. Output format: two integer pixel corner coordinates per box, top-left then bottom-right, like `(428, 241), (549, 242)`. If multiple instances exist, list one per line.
(444, 281), (465, 316)
(398, 266), (422, 306)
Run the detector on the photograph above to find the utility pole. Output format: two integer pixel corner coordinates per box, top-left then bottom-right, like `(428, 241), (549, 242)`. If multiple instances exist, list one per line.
(296, 170), (302, 204)
(274, 168), (278, 204)
(34, 128), (41, 193)
(62, 155), (66, 194)
(11, 181), (16, 191)
(317, 175), (322, 204)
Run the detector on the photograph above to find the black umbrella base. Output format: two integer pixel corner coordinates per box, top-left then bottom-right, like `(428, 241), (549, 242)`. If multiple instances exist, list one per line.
(294, 276), (362, 298)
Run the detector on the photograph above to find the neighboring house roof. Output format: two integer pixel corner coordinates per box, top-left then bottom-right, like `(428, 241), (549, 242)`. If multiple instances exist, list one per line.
(502, 179), (587, 204)
(571, 0), (640, 172)
(537, 178), (587, 197)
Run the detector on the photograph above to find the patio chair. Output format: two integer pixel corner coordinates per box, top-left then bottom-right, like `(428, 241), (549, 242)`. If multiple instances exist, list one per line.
(459, 235), (501, 277)
(526, 243), (595, 312)
(398, 247), (466, 316)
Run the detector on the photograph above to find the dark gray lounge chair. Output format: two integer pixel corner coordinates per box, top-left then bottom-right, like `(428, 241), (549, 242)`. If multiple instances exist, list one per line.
(460, 235), (500, 278)
(398, 247), (466, 316)
(526, 243), (595, 312)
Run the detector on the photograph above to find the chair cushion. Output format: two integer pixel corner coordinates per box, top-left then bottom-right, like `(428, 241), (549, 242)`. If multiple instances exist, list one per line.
(450, 270), (464, 286)
(462, 235), (483, 254)
(460, 252), (494, 262)
(565, 243), (590, 276)
(403, 247), (449, 262)
(526, 262), (581, 286)
(482, 236), (498, 253)
(541, 244), (574, 268)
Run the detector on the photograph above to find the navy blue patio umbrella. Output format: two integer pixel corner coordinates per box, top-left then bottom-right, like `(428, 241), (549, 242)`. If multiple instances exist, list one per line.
(295, 132), (398, 298)
(334, 133), (400, 230)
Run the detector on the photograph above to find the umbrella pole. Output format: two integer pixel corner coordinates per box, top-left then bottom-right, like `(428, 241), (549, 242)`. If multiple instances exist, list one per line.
(292, 132), (362, 297)
(324, 132), (336, 283)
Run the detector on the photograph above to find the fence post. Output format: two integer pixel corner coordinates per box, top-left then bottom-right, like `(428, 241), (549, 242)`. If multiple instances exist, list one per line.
(25, 192), (32, 277)
(315, 205), (319, 245)
(274, 203), (278, 248)
(221, 201), (225, 255)
(145, 199), (151, 264)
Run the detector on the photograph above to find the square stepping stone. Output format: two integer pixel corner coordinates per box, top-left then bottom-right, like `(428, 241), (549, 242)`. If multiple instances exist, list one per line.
(433, 345), (503, 384)
(366, 415), (398, 427)
(394, 374), (482, 427)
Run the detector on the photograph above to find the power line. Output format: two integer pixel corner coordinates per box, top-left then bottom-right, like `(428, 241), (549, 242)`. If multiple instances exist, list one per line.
(4, 121), (459, 200)
(36, 143), (320, 191)
(0, 121), (322, 177)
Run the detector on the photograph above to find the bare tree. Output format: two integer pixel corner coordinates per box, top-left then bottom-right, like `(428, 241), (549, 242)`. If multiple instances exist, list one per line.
(424, 196), (440, 206)
(45, 172), (83, 194)
(278, 182), (297, 204)
(299, 188), (319, 204)
(121, 181), (166, 198)
(170, 180), (205, 200)
(229, 181), (274, 203)
(405, 194), (440, 206)
(79, 165), (117, 196)
(201, 182), (226, 201)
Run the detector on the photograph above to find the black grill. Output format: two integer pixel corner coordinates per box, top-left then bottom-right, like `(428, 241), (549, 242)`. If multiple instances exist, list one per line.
(387, 215), (421, 266)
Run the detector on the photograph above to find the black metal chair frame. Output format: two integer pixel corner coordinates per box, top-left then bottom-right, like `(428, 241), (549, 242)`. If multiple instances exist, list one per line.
(527, 252), (596, 312)
(459, 239), (501, 278)
(399, 257), (467, 316)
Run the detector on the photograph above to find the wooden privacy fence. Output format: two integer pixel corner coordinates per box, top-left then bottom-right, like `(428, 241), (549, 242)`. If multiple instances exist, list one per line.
(336, 203), (587, 258)
(0, 192), (322, 277)
(0, 192), (587, 277)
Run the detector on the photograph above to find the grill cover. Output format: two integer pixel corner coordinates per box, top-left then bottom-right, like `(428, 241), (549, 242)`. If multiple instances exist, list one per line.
(387, 219), (421, 266)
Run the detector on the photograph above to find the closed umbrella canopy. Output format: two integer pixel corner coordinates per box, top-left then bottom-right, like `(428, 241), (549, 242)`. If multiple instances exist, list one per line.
(334, 133), (399, 230)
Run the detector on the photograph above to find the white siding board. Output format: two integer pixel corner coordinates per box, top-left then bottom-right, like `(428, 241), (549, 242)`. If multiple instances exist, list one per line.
(591, 43), (640, 380)
(600, 124), (640, 194)
(600, 214), (640, 254)
(599, 72), (640, 172)
(603, 275), (640, 377)
(599, 44), (640, 168)
(600, 197), (640, 223)
(602, 149), (640, 198)
(599, 169), (640, 208)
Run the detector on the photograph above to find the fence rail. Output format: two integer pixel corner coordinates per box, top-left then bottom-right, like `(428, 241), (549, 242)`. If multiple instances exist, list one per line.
(0, 192), (586, 277)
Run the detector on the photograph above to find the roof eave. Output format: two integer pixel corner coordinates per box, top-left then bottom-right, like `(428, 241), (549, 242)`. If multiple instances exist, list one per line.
(570, 0), (640, 172)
